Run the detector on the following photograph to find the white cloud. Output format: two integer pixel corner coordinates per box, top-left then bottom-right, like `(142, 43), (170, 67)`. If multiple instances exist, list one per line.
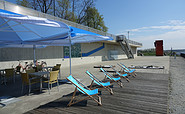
(117, 20), (185, 49)
(167, 20), (185, 25)
(124, 20), (185, 33)
(127, 25), (185, 32)
(132, 30), (185, 50)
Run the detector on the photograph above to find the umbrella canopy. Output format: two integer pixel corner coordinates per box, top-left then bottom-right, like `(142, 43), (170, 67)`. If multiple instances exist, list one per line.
(27, 26), (113, 46)
(0, 44), (46, 48)
(70, 26), (113, 44)
(0, 9), (70, 45)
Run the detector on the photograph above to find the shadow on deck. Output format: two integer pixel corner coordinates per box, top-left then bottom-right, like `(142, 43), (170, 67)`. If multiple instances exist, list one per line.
(26, 72), (169, 114)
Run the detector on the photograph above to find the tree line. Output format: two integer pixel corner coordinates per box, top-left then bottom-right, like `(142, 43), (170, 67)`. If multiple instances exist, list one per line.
(16, 0), (108, 32)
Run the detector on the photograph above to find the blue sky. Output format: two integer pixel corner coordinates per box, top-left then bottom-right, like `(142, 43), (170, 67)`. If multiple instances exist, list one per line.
(95, 0), (185, 49)
(5, 0), (185, 49)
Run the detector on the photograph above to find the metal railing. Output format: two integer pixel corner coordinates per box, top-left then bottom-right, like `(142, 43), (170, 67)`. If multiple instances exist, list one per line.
(0, 0), (142, 46)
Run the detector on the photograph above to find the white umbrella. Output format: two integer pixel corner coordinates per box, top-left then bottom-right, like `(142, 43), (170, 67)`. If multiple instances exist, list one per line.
(0, 9), (70, 44)
(0, 8), (70, 65)
(0, 9), (113, 75)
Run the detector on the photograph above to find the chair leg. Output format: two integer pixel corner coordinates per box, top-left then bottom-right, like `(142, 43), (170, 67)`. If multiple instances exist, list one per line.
(89, 80), (94, 89)
(89, 95), (102, 106)
(114, 81), (123, 88)
(120, 82), (123, 88)
(29, 84), (31, 96)
(21, 84), (24, 94)
(98, 95), (102, 106)
(106, 86), (113, 95)
(103, 76), (107, 81)
(48, 83), (50, 94)
(40, 79), (42, 92)
(123, 77), (130, 82)
(4, 76), (7, 85)
(13, 73), (15, 83)
(117, 81), (123, 88)
(130, 73), (135, 78)
(67, 88), (77, 107)
(57, 81), (59, 92)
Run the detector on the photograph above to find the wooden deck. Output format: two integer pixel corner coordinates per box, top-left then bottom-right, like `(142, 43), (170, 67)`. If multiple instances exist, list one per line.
(26, 72), (169, 114)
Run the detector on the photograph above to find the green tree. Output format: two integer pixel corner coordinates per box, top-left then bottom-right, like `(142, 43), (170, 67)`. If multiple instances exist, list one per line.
(57, 0), (76, 21)
(16, 0), (108, 32)
(84, 7), (108, 32)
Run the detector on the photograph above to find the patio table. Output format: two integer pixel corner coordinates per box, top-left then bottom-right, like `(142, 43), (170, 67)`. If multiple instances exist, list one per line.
(43, 66), (62, 79)
(42, 66), (53, 72)
(0, 69), (5, 84)
(29, 71), (50, 92)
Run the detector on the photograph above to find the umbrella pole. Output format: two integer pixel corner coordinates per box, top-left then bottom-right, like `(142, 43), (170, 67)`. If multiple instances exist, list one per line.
(33, 45), (36, 66)
(68, 33), (72, 75)
(69, 45), (72, 75)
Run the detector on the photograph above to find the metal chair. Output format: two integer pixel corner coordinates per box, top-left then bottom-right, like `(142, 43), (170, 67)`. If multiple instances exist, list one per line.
(42, 70), (59, 94)
(21, 70), (41, 95)
(4, 68), (15, 85)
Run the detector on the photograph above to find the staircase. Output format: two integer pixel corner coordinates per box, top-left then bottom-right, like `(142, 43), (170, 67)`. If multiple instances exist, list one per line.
(116, 35), (134, 59)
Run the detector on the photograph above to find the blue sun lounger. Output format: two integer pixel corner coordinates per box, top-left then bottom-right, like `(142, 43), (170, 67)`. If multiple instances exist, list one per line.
(86, 70), (113, 95)
(118, 63), (137, 76)
(100, 68), (123, 87)
(109, 65), (130, 82)
(66, 75), (102, 106)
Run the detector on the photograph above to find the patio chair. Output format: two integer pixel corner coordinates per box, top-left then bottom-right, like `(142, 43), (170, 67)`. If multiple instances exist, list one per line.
(100, 68), (123, 88)
(26, 69), (36, 74)
(119, 63), (137, 76)
(56, 64), (61, 67)
(66, 75), (102, 106)
(15, 66), (21, 75)
(4, 68), (15, 85)
(36, 65), (42, 72)
(110, 66), (130, 82)
(52, 66), (60, 71)
(21, 71), (41, 95)
(42, 70), (59, 94)
(85, 70), (113, 95)
(117, 63), (136, 77)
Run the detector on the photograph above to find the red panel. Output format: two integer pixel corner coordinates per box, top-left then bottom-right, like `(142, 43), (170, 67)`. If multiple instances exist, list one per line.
(155, 40), (163, 56)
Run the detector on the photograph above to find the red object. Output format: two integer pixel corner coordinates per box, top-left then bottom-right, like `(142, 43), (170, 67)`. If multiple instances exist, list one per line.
(154, 40), (163, 56)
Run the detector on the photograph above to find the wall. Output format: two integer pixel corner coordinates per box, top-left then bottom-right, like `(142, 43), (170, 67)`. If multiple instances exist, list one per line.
(0, 46), (64, 61)
(0, 56), (102, 69)
(81, 42), (137, 60)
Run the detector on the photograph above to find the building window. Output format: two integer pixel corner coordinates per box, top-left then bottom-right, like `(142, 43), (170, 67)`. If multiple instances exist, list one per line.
(64, 44), (81, 58)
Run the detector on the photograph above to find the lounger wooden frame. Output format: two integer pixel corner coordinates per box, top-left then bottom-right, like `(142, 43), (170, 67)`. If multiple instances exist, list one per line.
(66, 75), (102, 107)
(110, 66), (130, 82)
(118, 63), (137, 77)
(100, 68), (123, 88)
(86, 71), (113, 95)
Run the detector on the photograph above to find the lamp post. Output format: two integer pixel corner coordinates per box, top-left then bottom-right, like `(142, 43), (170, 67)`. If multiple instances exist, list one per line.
(128, 31), (129, 40)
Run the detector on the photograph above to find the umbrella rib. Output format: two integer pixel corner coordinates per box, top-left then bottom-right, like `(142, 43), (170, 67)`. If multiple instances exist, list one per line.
(0, 29), (32, 32)
(0, 18), (10, 27)
(20, 23), (43, 38)
(0, 23), (21, 30)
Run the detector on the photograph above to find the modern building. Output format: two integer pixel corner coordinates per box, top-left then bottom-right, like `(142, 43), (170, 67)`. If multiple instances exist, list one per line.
(0, 1), (142, 68)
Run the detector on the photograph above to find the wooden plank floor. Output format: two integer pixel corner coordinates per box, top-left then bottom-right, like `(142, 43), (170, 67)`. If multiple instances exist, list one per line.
(26, 72), (169, 114)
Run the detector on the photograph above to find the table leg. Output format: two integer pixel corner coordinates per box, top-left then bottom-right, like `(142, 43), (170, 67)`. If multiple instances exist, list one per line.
(40, 78), (42, 92)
